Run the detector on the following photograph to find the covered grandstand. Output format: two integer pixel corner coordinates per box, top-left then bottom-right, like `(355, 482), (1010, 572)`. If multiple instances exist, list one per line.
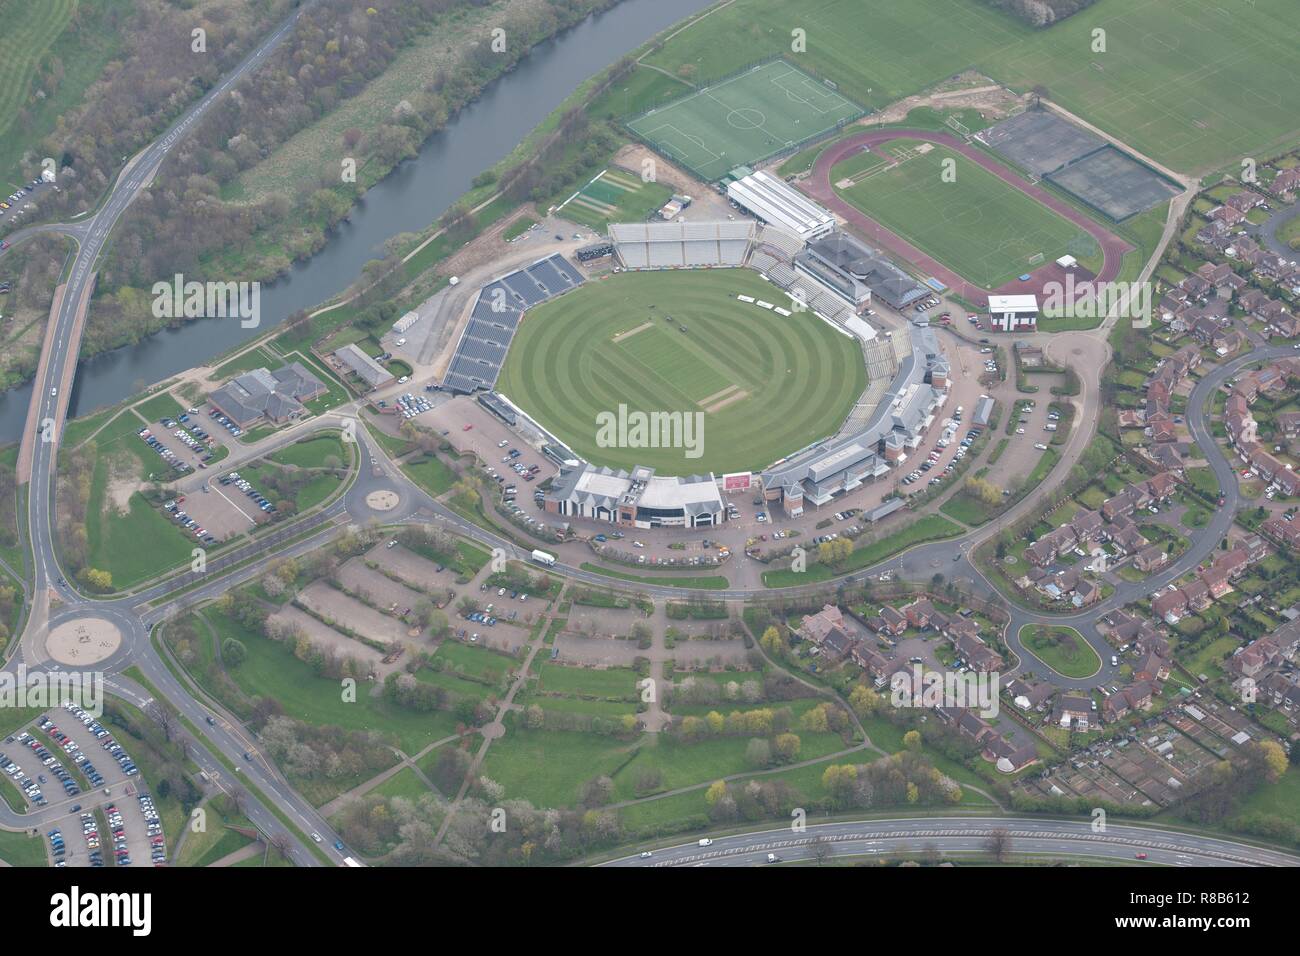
(761, 322), (949, 514)
(442, 253), (585, 394)
(609, 220), (756, 270)
(726, 170), (836, 242)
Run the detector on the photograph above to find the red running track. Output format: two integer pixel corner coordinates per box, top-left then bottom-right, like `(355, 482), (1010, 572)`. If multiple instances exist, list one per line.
(802, 129), (1134, 306)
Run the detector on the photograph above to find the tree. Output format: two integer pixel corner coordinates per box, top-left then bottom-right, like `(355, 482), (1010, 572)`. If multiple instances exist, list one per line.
(848, 685), (880, 717)
(822, 764), (857, 807)
(986, 828), (1011, 863)
(773, 733), (801, 764)
(811, 834), (834, 866)
(79, 567), (113, 592)
(1257, 740), (1287, 782)
(146, 700), (178, 743)
(221, 637), (247, 667)
(704, 780), (728, 806)
(903, 730), (922, 752)
(759, 626), (785, 658)
(745, 738), (772, 769)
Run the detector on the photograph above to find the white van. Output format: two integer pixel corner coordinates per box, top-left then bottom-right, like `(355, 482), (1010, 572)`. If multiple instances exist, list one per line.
(698, 838), (713, 847)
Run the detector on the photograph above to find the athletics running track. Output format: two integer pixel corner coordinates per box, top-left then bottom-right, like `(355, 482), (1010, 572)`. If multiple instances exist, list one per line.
(802, 129), (1133, 305)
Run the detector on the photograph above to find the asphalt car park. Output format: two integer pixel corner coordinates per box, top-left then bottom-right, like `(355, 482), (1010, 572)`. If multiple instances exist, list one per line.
(149, 411), (228, 470)
(55, 702), (163, 866)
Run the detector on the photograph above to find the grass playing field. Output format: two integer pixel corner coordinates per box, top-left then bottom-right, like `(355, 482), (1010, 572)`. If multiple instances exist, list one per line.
(0, 0), (76, 156)
(558, 167), (673, 231)
(495, 269), (866, 474)
(637, 0), (1300, 175)
(832, 140), (1099, 289)
(625, 60), (863, 182)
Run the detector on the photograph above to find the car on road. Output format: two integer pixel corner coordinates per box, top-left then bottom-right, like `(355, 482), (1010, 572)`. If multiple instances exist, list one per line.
(698, 838), (713, 847)
(311, 832), (323, 843)
(1135, 852), (1147, 860)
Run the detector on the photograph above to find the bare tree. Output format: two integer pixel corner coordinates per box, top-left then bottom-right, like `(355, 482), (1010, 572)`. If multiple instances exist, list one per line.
(147, 700), (178, 743)
(986, 828), (1012, 863)
(270, 832), (294, 862)
(811, 834), (835, 866)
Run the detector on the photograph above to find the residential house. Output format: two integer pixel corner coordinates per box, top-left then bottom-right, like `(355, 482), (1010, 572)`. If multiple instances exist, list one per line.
(1135, 652), (1171, 684)
(902, 598), (936, 631)
(1055, 695), (1092, 731)
(1262, 516), (1300, 550)
(878, 605), (907, 637)
(1152, 588), (1189, 623)
(1134, 543), (1169, 573)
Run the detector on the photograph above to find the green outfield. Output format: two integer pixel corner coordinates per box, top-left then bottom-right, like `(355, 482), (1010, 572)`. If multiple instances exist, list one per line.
(626, 60), (863, 181)
(495, 269), (866, 474)
(637, 0), (1300, 174)
(832, 140), (1099, 289)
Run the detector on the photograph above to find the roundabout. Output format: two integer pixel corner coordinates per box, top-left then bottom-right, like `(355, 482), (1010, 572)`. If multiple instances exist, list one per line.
(44, 616), (124, 667)
(365, 489), (401, 512)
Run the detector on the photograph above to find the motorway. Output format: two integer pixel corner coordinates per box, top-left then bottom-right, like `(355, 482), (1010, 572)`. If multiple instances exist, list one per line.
(0, 0), (1288, 868)
(602, 816), (1300, 867)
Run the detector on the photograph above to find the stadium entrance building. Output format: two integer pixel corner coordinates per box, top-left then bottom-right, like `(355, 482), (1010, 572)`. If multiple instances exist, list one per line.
(545, 465), (727, 529)
(987, 294), (1039, 331)
(726, 170), (835, 244)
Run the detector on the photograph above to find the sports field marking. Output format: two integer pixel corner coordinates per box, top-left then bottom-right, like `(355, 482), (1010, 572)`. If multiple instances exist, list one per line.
(626, 59), (864, 181)
(612, 321), (654, 343)
(570, 195), (616, 215)
(704, 389), (749, 414)
(698, 384), (741, 407)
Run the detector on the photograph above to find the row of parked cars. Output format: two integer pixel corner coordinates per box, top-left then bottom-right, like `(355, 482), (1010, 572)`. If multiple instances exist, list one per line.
(40, 716), (107, 788)
(15, 730), (79, 799)
(0, 750), (48, 806)
(139, 792), (166, 865)
(79, 810), (105, 867)
(163, 497), (216, 544)
(207, 405), (244, 438)
(48, 827), (67, 865)
(220, 471), (278, 515)
(0, 177), (51, 227)
(64, 700), (139, 776)
(395, 392), (431, 419)
(161, 412), (215, 458)
(137, 425), (193, 473)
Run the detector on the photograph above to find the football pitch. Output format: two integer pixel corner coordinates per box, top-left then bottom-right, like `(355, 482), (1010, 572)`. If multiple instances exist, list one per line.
(833, 140), (1100, 289)
(638, 0), (1300, 175)
(495, 269), (866, 474)
(626, 60), (863, 182)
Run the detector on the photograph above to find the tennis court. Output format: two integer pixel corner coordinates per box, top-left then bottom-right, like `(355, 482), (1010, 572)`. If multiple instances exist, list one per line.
(626, 60), (864, 182)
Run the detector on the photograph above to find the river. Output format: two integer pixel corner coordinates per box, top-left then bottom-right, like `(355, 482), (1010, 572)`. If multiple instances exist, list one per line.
(0, 0), (714, 443)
